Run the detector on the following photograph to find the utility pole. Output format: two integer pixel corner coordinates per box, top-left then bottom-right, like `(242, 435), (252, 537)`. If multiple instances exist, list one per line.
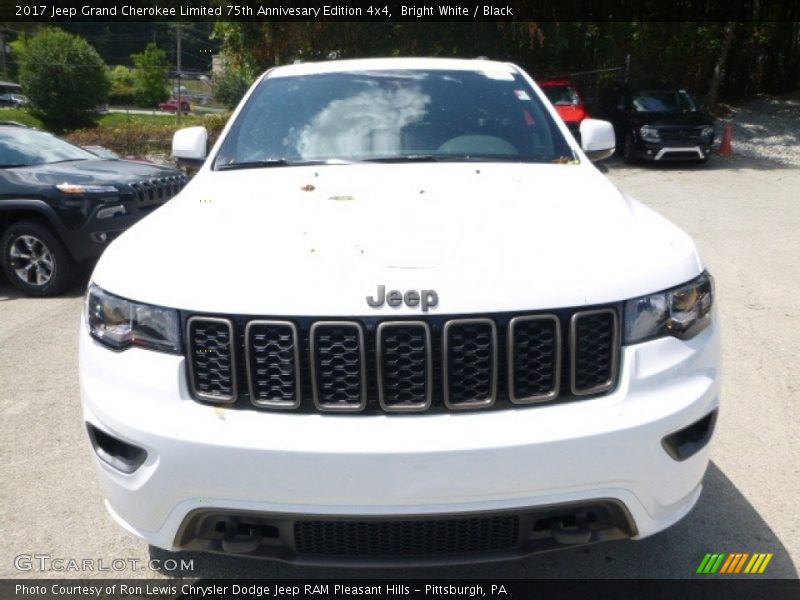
(176, 23), (182, 126)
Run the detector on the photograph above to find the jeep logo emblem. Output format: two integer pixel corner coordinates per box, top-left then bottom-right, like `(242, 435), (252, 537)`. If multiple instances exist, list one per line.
(366, 285), (439, 312)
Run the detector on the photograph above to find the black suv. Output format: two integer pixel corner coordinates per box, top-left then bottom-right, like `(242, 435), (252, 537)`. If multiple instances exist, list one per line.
(599, 83), (715, 164)
(0, 123), (186, 296)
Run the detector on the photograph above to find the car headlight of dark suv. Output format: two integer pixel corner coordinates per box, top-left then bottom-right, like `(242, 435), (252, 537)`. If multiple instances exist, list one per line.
(85, 284), (180, 353)
(624, 272), (714, 344)
(639, 125), (661, 143)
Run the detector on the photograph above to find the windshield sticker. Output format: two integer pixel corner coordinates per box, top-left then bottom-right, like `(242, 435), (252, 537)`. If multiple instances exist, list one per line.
(481, 68), (515, 81)
(514, 90), (531, 101)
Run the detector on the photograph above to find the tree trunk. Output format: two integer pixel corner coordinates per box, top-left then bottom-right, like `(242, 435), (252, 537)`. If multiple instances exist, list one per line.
(706, 22), (736, 107)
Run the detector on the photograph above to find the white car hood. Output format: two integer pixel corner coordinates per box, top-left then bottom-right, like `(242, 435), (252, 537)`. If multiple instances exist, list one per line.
(92, 163), (703, 315)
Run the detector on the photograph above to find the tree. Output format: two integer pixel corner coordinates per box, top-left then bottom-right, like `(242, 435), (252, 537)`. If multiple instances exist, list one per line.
(213, 66), (255, 109)
(17, 28), (109, 129)
(108, 64), (135, 105)
(131, 42), (169, 108)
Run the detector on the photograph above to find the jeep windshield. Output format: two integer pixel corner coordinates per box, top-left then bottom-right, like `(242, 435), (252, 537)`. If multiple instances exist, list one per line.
(214, 69), (575, 169)
(0, 126), (95, 168)
(631, 89), (698, 113)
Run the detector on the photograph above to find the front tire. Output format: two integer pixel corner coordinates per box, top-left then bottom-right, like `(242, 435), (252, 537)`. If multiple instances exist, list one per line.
(1, 220), (77, 296)
(622, 133), (638, 164)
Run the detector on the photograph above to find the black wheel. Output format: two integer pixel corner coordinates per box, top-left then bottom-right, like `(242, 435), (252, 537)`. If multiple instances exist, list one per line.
(622, 133), (638, 164)
(1, 220), (77, 296)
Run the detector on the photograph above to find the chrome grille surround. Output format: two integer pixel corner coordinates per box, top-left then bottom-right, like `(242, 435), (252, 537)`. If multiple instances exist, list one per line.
(309, 321), (367, 412)
(244, 320), (301, 409)
(442, 318), (498, 410)
(376, 320), (433, 412)
(507, 314), (562, 404)
(186, 316), (237, 404)
(569, 308), (620, 396)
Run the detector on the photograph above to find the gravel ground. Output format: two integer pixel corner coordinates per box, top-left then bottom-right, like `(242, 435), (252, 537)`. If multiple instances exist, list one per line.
(718, 90), (800, 166)
(1, 91), (798, 581)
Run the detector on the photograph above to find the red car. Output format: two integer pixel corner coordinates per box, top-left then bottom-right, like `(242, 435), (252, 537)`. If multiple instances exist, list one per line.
(537, 78), (590, 138)
(158, 98), (190, 114)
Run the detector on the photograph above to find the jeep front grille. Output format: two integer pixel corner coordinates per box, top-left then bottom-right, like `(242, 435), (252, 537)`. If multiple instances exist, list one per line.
(187, 316), (236, 403)
(185, 308), (621, 413)
(129, 174), (188, 208)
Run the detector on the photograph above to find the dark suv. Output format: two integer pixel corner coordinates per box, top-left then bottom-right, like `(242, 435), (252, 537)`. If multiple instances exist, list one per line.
(0, 123), (186, 296)
(599, 84), (715, 164)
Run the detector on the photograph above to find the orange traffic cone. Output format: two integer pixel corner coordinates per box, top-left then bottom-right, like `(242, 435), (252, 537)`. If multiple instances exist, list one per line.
(718, 124), (733, 156)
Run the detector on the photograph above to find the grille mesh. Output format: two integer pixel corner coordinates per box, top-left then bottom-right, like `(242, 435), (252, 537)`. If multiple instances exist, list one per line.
(510, 317), (559, 402)
(444, 320), (496, 408)
(246, 322), (299, 407)
(572, 310), (617, 394)
(378, 323), (431, 410)
(187, 318), (235, 401)
(294, 516), (519, 556)
(311, 323), (364, 409)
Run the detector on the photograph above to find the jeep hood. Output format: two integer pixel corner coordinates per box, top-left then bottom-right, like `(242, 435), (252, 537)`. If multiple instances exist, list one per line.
(92, 163), (703, 315)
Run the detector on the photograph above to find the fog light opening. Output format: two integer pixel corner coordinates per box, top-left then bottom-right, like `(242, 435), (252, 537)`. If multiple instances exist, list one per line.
(86, 423), (147, 474)
(662, 410), (718, 461)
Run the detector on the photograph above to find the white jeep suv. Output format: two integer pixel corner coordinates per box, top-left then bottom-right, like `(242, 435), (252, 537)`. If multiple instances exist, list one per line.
(80, 58), (719, 564)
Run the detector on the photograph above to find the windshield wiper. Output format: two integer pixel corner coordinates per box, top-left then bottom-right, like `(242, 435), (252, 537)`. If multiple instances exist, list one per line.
(216, 158), (354, 171)
(216, 159), (294, 171)
(362, 155), (444, 163)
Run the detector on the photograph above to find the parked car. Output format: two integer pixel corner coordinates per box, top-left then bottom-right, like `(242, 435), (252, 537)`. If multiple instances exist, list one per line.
(0, 122), (187, 296)
(158, 98), (190, 114)
(81, 58), (719, 564)
(599, 83), (715, 163)
(537, 78), (590, 138)
(0, 93), (30, 107)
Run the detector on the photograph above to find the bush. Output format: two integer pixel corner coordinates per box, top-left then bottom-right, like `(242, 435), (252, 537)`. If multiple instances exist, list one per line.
(65, 113), (232, 160)
(108, 65), (136, 106)
(18, 28), (109, 130)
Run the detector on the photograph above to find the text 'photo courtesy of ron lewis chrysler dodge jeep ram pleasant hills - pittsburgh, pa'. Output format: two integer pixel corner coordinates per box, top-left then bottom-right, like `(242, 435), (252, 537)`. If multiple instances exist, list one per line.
(79, 58), (719, 564)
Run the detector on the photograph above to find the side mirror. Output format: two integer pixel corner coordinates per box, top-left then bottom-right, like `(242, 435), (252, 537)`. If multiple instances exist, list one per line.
(172, 126), (208, 161)
(580, 119), (616, 162)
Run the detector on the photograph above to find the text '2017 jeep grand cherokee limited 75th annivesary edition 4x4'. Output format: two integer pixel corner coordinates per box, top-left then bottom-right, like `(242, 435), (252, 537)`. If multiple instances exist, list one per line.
(80, 58), (720, 564)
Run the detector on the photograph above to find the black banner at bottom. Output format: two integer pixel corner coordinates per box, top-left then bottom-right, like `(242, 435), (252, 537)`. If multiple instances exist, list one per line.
(3, 579), (800, 600)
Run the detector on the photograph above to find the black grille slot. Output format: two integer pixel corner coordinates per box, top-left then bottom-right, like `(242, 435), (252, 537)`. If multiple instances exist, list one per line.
(187, 317), (236, 402)
(443, 318), (497, 409)
(659, 127), (702, 141)
(509, 315), (560, 403)
(377, 322), (432, 411)
(245, 321), (300, 409)
(294, 515), (519, 557)
(131, 175), (188, 208)
(310, 322), (366, 411)
(571, 309), (619, 395)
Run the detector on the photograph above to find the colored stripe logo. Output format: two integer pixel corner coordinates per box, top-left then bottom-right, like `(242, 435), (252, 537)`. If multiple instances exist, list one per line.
(697, 552), (773, 574)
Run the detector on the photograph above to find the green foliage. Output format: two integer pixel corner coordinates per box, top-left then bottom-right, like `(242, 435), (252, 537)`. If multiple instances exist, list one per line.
(131, 43), (170, 108)
(213, 66), (255, 109)
(65, 112), (226, 158)
(0, 108), (45, 129)
(108, 65), (136, 105)
(17, 28), (110, 130)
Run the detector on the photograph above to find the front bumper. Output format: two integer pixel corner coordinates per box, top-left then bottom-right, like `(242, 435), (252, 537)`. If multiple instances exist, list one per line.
(80, 319), (720, 562)
(635, 140), (714, 162)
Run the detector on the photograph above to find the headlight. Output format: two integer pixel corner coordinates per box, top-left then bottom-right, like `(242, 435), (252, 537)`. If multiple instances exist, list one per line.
(623, 272), (714, 344)
(57, 183), (119, 194)
(639, 125), (660, 142)
(701, 126), (714, 139)
(85, 284), (180, 353)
